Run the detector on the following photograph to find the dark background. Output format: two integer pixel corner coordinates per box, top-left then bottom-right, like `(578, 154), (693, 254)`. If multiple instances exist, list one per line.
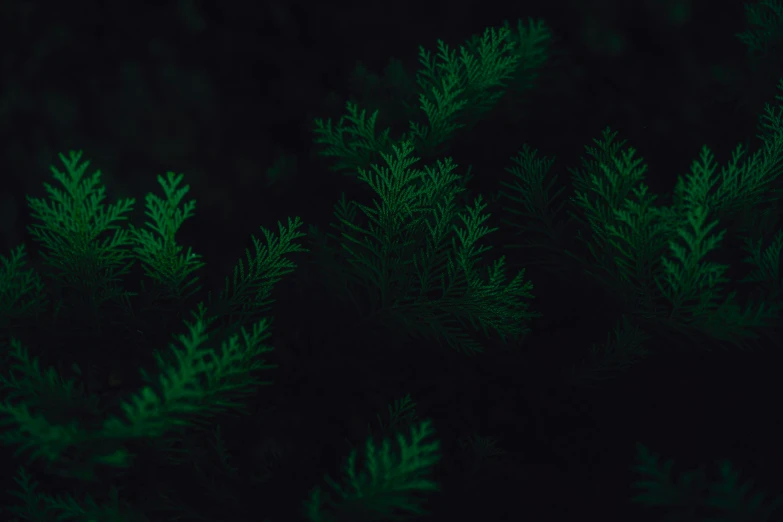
(1, 0), (782, 520)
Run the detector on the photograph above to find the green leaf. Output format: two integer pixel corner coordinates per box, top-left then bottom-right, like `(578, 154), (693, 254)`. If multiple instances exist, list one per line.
(499, 145), (568, 265)
(742, 230), (783, 295)
(706, 461), (783, 521)
(631, 443), (706, 509)
(411, 24), (522, 152)
(7, 467), (58, 522)
(737, 0), (783, 57)
(333, 141), (538, 354)
(26, 150), (135, 309)
(103, 304), (276, 439)
(568, 129), (669, 306)
(632, 445), (783, 522)
(314, 102), (395, 174)
(130, 171), (204, 301)
(503, 18), (552, 92)
(0, 245), (48, 329)
(214, 216), (307, 324)
(305, 420), (441, 522)
(657, 205), (728, 322)
(374, 394), (418, 436)
(315, 20), (550, 170)
(567, 316), (650, 386)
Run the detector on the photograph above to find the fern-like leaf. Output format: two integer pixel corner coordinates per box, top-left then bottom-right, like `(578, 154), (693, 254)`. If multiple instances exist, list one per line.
(26, 151), (135, 309)
(566, 316), (650, 387)
(632, 444), (783, 522)
(0, 245), (48, 330)
(498, 145), (567, 266)
(315, 20), (550, 170)
(504, 18), (552, 95)
(737, 0), (783, 58)
(103, 304), (275, 439)
(214, 216), (307, 324)
(411, 24), (519, 153)
(0, 339), (101, 463)
(314, 102), (395, 174)
(130, 171), (204, 302)
(632, 443), (707, 510)
(742, 230), (783, 297)
(568, 129), (669, 307)
(305, 419), (441, 522)
(657, 205), (728, 323)
(334, 141), (537, 354)
(373, 394), (418, 436)
(705, 460), (783, 521)
(7, 467), (58, 522)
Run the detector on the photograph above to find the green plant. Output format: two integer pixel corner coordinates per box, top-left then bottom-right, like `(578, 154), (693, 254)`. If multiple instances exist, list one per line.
(25, 150), (136, 316)
(314, 19), (551, 174)
(128, 171), (205, 303)
(632, 443), (783, 521)
(458, 433), (508, 480)
(315, 140), (538, 354)
(498, 144), (568, 267)
(372, 394), (418, 436)
(741, 230), (783, 298)
(0, 151), (307, 520)
(499, 78), (783, 347)
(0, 245), (47, 335)
(304, 420), (441, 522)
(7, 466), (138, 522)
(564, 315), (651, 387)
(738, 0), (783, 59)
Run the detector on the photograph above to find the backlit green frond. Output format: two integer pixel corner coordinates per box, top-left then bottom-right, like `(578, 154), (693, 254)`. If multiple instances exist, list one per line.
(0, 245), (47, 331)
(633, 443), (783, 520)
(655, 204), (778, 345)
(673, 81), (783, 220)
(657, 205), (728, 322)
(333, 141), (537, 354)
(314, 101), (395, 174)
(26, 150), (135, 308)
(130, 171), (204, 301)
(0, 340), (87, 463)
(304, 420), (440, 522)
(411, 24), (521, 152)
(742, 230), (783, 296)
(103, 304), (275, 439)
(498, 145), (568, 266)
(213, 216), (307, 324)
(568, 129), (672, 306)
(566, 316), (651, 387)
(315, 19), (551, 171)
(737, 0), (783, 57)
